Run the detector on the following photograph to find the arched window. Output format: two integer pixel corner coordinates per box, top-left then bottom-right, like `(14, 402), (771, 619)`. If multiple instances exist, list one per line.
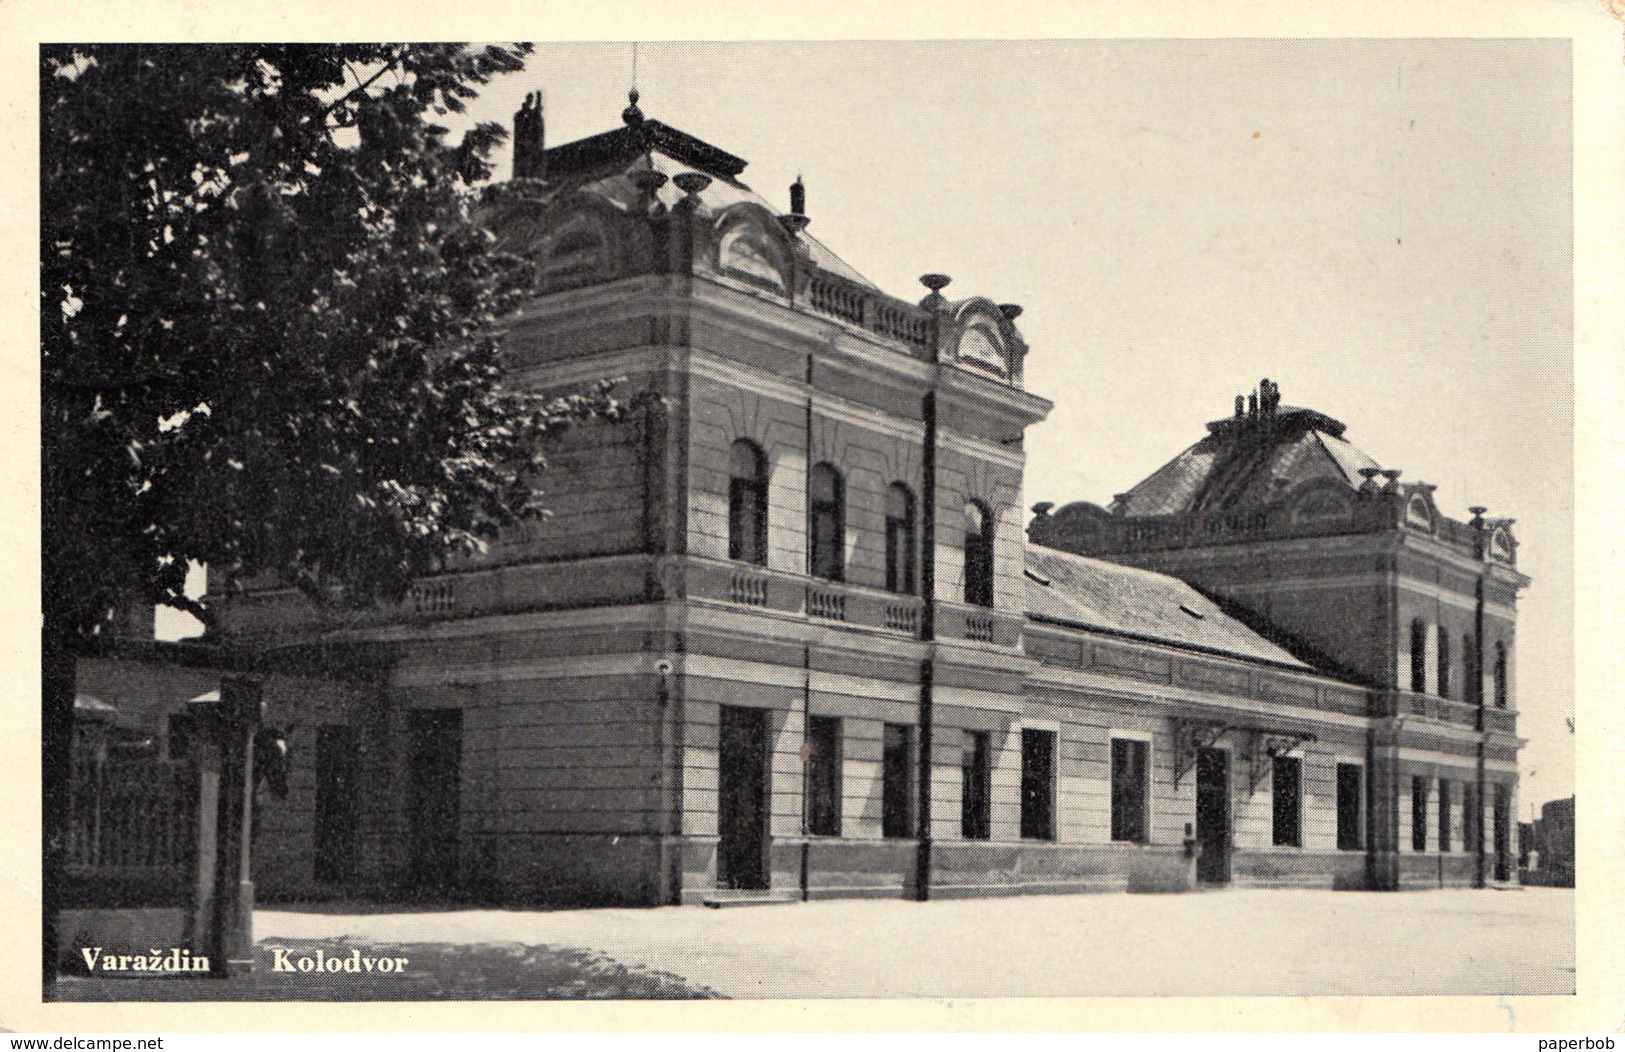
(1410, 619), (1428, 694)
(728, 440), (767, 565)
(1494, 641), (1509, 709)
(964, 501), (994, 608)
(884, 483), (916, 594)
(1437, 631), (1452, 699)
(808, 463), (844, 581)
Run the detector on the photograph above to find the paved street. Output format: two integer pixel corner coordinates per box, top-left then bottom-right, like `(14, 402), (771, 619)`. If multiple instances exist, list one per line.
(58, 887), (1573, 1000)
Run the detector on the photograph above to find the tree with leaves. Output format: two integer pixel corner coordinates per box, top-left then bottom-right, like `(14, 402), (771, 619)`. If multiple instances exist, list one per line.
(41, 43), (610, 987)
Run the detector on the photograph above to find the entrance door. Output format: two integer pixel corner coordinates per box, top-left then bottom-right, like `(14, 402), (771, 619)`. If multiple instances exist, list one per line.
(1493, 784), (1512, 882)
(1195, 747), (1231, 884)
(717, 705), (769, 890)
(407, 709), (462, 895)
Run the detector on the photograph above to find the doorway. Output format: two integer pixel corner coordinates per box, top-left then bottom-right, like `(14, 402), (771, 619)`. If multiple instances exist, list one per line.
(717, 705), (770, 890)
(1195, 747), (1231, 884)
(407, 708), (462, 895)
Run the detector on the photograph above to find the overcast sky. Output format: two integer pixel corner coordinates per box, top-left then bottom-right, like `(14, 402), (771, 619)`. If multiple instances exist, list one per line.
(155, 38), (1576, 807)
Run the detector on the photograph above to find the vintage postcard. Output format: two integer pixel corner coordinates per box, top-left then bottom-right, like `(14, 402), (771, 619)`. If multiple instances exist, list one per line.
(6, 0), (1622, 1035)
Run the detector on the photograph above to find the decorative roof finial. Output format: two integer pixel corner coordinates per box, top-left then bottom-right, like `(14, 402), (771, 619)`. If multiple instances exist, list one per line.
(919, 273), (952, 312)
(790, 175), (806, 216)
(623, 87), (644, 125)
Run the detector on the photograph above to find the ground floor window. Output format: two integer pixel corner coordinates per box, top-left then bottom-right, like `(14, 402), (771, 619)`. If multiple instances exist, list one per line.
(1020, 728), (1056, 840)
(1110, 737), (1149, 843)
(1411, 775), (1429, 851)
(805, 715), (841, 837)
(1336, 762), (1363, 851)
(881, 723), (914, 839)
(1438, 779), (1453, 852)
(961, 730), (991, 840)
(1272, 755), (1302, 846)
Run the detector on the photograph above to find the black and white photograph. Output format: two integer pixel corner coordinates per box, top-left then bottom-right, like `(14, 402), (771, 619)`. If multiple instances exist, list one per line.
(21, 3), (1622, 1033)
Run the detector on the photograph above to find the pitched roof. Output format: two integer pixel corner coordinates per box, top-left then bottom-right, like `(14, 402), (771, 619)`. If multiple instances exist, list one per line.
(1113, 406), (1384, 517)
(1024, 545), (1310, 668)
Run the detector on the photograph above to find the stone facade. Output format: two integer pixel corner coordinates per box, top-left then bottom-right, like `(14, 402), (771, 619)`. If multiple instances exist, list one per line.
(202, 97), (1526, 905)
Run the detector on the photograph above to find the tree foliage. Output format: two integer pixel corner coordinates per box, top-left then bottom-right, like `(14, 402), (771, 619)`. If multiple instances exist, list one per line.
(42, 43), (610, 639)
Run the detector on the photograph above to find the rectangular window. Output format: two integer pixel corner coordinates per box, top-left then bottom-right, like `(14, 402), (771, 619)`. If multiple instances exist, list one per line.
(961, 730), (992, 840)
(1438, 779), (1453, 853)
(881, 723), (913, 839)
(1020, 728), (1056, 840)
(805, 716), (841, 837)
(1271, 755), (1302, 847)
(1412, 775), (1430, 852)
(1336, 762), (1364, 851)
(1110, 737), (1149, 843)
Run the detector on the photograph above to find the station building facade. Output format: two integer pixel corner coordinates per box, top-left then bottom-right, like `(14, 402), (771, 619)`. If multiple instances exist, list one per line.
(186, 95), (1527, 904)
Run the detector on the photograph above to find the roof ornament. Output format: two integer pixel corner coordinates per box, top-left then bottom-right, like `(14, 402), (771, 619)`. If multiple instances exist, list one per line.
(1379, 468), (1403, 494)
(622, 87), (644, 126)
(1357, 467), (1383, 496)
(672, 171), (711, 214)
(919, 273), (952, 312)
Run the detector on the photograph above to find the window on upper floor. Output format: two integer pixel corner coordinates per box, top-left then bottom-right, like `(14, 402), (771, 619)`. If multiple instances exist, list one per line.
(964, 501), (994, 608)
(884, 483), (916, 595)
(1410, 619), (1428, 694)
(1437, 631), (1452, 699)
(1494, 641), (1509, 709)
(728, 440), (768, 566)
(808, 463), (844, 582)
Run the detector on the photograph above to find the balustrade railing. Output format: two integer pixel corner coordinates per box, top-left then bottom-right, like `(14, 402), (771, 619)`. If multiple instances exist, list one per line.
(807, 587), (847, 622)
(729, 572), (770, 607)
(805, 274), (933, 352)
(884, 603), (920, 635)
(410, 579), (458, 615)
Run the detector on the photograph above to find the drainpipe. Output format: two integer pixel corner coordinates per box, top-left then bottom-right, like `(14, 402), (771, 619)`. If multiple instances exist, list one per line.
(914, 279), (948, 902)
(915, 384), (937, 902)
(1474, 568), (1488, 887)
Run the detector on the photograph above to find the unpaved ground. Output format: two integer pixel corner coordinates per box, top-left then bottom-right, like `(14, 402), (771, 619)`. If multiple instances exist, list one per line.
(56, 886), (1573, 1001)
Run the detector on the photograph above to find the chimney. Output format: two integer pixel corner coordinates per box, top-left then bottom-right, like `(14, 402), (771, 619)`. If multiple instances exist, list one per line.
(512, 90), (546, 181)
